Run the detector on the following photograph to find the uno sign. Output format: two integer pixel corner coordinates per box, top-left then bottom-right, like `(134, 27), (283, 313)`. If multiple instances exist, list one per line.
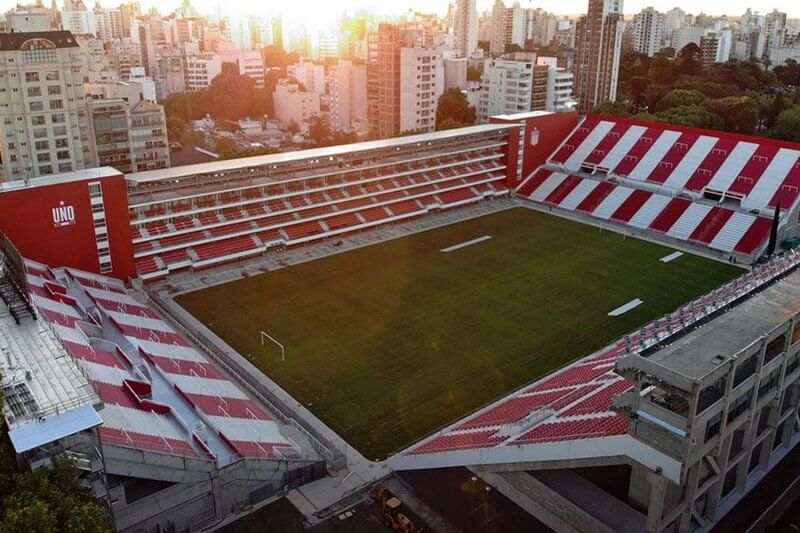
(52, 201), (76, 228)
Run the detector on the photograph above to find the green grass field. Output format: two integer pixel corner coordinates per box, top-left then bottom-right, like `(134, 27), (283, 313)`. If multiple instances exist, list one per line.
(176, 207), (743, 460)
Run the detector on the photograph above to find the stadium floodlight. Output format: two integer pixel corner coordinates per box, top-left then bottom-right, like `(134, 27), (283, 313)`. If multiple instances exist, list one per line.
(260, 330), (285, 362)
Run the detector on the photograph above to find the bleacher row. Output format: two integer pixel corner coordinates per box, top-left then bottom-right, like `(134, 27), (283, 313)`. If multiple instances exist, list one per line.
(516, 169), (772, 258)
(404, 251), (800, 456)
(129, 154), (510, 279)
(550, 116), (800, 213)
(24, 261), (302, 463)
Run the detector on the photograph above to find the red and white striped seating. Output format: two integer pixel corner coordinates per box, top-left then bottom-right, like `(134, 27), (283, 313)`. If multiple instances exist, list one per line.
(129, 147), (510, 279)
(516, 170), (772, 258)
(550, 115), (800, 213)
(24, 263), (304, 463)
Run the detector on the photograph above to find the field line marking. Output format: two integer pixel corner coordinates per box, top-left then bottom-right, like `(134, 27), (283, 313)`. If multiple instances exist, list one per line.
(660, 251), (684, 263)
(441, 235), (492, 253)
(608, 298), (644, 316)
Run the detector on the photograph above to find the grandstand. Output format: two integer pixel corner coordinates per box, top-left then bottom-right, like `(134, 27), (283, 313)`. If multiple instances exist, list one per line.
(516, 116), (800, 262)
(125, 125), (516, 279)
(2, 111), (800, 532)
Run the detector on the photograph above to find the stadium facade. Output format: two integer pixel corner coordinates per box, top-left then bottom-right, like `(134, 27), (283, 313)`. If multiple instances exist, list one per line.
(1, 110), (800, 532)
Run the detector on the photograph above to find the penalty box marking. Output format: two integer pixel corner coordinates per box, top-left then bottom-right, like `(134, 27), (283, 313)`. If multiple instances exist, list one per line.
(608, 298), (644, 316)
(660, 251), (684, 263)
(440, 235), (492, 253)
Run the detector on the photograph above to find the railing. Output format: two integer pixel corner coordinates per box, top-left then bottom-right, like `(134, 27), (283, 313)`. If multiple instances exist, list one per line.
(139, 286), (343, 467)
(401, 251), (800, 455)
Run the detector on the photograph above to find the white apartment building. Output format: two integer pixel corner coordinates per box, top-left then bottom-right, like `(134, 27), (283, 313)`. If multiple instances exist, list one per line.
(214, 47), (265, 88)
(490, 0), (525, 57)
(272, 80), (320, 125)
(0, 31), (96, 181)
(478, 54), (534, 122)
(87, 97), (168, 174)
(399, 47), (444, 134)
(184, 56), (222, 91)
(6, 11), (50, 33)
(536, 56), (575, 112)
(287, 60), (326, 95)
(444, 57), (468, 90)
(327, 61), (367, 133)
(93, 5), (124, 41)
(633, 7), (665, 57)
(671, 26), (705, 52)
(757, 10), (788, 60)
(61, 0), (94, 36)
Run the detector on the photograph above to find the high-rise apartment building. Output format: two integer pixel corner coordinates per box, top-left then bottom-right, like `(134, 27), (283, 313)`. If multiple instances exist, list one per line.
(489, 0), (525, 57)
(327, 60), (367, 133)
(0, 31), (96, 181)
(478, 53), (535, 121)
(61, 0), (94, 36)
(399, 48), (444, 134)
(367, 24), (440, 138)
(573, 0), (624, 114)
(87, 98), (168, 174)
(367, 24), (402, 138)
(633, 7), (664, 57)
(455, 0), (477, 58)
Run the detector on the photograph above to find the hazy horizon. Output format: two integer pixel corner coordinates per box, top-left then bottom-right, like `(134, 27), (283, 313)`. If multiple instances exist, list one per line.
(1, 0), (798, 20)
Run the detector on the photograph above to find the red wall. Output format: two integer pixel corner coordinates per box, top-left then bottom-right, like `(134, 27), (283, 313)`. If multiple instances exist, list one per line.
(491, 111), (579, 187)
(0, 173), (135, 280)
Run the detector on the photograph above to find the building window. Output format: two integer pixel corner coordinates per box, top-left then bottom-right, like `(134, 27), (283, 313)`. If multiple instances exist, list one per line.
(25, 72), (40, 82)
(51, 113), (65, 124)
(47, 85), (61, 95)
(37, 153), (51, 163)
(27, 86), (42, 97)
(55, 138), (69, 148)
(53, 126), (67, 136)
(29, 101), (44, 112)
(58, 162), (72, 173)
(35, 140), (49, 150)
(31, 115), (45, 126)
(50, 99), (63, 110)
(38, 165), (53, 175)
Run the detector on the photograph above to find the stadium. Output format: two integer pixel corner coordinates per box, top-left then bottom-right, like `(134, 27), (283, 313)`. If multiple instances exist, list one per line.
(2, 110), (800, 532)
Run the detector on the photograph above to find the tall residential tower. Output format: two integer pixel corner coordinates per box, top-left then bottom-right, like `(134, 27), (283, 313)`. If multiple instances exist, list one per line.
(573, 0), (624, 114)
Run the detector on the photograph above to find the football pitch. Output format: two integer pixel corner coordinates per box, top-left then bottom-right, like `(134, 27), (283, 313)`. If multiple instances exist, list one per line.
(176, 207), (743, 460)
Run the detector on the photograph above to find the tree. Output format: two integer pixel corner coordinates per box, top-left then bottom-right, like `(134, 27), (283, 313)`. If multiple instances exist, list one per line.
(213, 136), (237, 154)
(677, 43), (703, 76)
(285, 120), (300, 136)
(768, 105), (800, 142)
(307, 115), (332, 147)
(435, 88), (476, 130)
(592, 101), (631, 117)
(655, 89), (708, 112)
(504, 43), (523, 54)
(437, 118), (465, 131)
(166, 116), (186, 142)
(703, 96), (760, 135)
(652, 104), (722, 129)
(467, 65), (482, 82)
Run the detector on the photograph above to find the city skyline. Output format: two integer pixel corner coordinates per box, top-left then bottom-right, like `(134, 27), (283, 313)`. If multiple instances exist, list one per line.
(2, 0), (798, 20)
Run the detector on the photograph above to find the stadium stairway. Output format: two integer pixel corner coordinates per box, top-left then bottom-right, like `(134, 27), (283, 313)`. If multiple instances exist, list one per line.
(24, 261), (315, 479)
(130, 150), (510, 279)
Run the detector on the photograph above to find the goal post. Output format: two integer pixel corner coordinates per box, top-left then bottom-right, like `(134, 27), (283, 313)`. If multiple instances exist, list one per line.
(260, 330), (285, 362)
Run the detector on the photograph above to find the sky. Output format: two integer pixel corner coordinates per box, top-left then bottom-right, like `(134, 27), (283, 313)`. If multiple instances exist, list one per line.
(129, 0), (800, 18)
(2, 0), (798, 20)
